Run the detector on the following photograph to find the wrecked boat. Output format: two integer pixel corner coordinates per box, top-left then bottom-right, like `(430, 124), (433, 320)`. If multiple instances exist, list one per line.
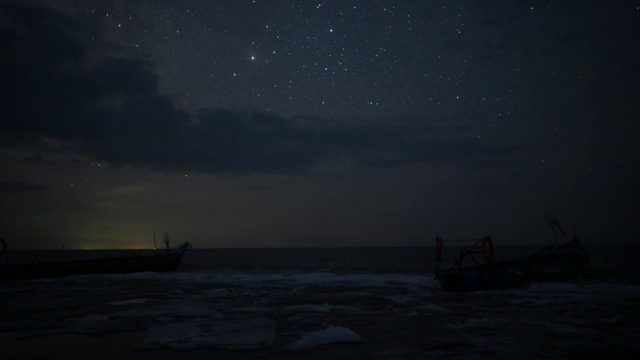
(434, 215), (589, 292)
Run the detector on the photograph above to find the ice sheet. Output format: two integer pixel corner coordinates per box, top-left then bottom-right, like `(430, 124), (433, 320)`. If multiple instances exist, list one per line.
(2, 270), (640, 358)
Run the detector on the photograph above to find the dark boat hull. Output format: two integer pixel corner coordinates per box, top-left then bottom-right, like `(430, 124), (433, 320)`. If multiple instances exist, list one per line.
(0, 242), (191, 280)
(438, 259), (531, 292)
(438, 239), (589, 292)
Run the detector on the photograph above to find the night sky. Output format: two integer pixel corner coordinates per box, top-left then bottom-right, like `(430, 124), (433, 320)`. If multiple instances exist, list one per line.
(1, 0), (638, 249)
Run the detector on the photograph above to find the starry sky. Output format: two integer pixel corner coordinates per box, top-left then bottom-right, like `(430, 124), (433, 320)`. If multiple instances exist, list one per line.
(1, 0), (638, 249)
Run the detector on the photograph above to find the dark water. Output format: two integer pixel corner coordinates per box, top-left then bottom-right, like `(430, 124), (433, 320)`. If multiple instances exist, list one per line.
(180, 245), (640, 280)
(8, 244), (638, 281)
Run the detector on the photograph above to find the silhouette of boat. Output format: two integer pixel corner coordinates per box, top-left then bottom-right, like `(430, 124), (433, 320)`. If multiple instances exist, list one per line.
(0, 237), (191, 280)
(434, 214), (589, 292)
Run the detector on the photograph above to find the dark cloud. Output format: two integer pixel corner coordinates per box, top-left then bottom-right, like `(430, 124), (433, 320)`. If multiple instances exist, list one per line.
(324, 123), (529, 170)
(0, 3), (84, 66)
(245, 185), (275, 192)
(0, 181), (48, 193)
(0, 3), (190, 158)
(0, 3), (527, 175)
(180, 109), (324, 173)
(20, 153), (45, 164)
(90, 58), (159, 97)
(1, 4), (90, 139)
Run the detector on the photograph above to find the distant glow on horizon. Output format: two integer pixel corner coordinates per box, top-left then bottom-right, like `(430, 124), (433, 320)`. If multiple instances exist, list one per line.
(69, 233), (160, 250)
(75, 242), (156, 250)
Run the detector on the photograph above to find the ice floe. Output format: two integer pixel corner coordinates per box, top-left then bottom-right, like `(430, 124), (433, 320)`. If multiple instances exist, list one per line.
(285, 326), (363, 352)
(415, 304), (449, 312)
(108, 298), (156, 306)
(286, 303), (359, 314)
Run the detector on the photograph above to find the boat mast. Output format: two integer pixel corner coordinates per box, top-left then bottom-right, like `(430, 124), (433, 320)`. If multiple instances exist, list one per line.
(153, 228), (157, 250)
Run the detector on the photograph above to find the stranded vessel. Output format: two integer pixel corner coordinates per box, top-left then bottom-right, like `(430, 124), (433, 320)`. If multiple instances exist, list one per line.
(434, 215), (589, 292)
(0, 235), (191, 280)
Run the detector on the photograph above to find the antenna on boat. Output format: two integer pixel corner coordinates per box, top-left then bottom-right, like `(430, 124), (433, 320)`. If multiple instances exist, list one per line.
(434, 236), (443, 279)
(544, 211), (565, 247)
(163, 232), (170, 252)
(0, 238), (6, 257)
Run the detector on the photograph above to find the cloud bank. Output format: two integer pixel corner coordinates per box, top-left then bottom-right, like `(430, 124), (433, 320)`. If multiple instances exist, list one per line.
(0, 3), (524, 174)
